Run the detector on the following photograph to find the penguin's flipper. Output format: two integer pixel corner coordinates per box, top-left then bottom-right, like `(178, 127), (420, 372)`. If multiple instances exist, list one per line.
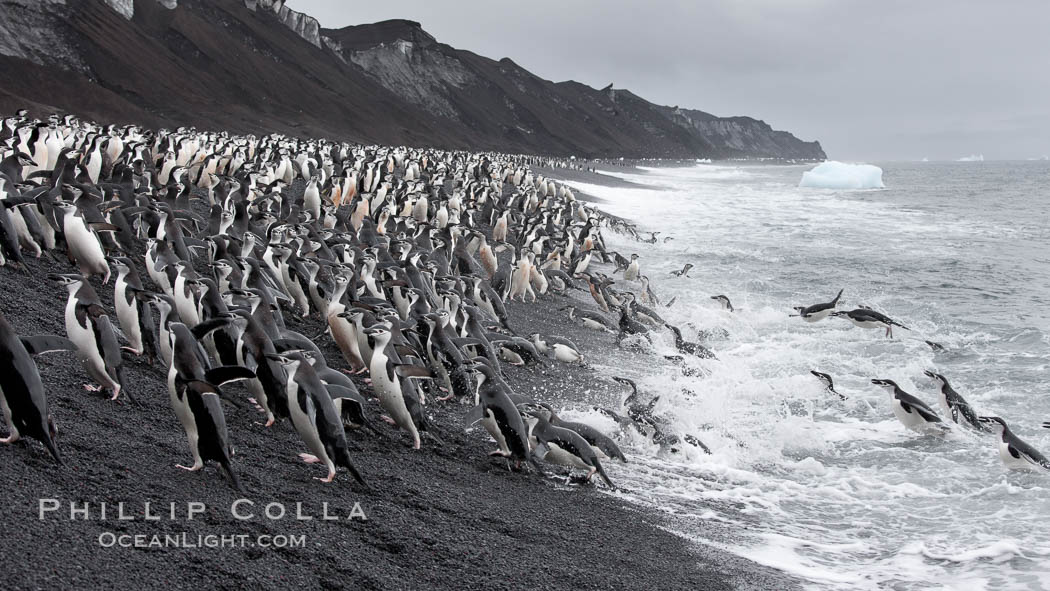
(20, 335), (75, 355)
(683, 434), (713, 455)
(88, 222), (121, 233)
(204, 365), (256, 387)
(593, 458), (615, 488)
(326, 384), (368, 406)
(190, 316), (235, 340)
(898, 394), (941, 423)
(452, 337), (485, 349)
(394, 364), (433, 379)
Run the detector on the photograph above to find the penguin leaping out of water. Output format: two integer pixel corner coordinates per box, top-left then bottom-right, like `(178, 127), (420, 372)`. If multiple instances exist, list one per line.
(922, 370), (988, 432)
(791, 289), (843, 322)
(872, 378), (948, 434)
(711, 295), (734, 312)
(833, 308), (910, 338)
(811, 370), (846, 400)
(978, 416), (1050, 472)
(669, 263), (693, 278)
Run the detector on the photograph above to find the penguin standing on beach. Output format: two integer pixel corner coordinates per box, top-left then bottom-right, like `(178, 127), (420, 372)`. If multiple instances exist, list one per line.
(110, 256), (157, 361)
(50, 274), (128, 402)
(268, 352), (367, 485)
(366, 326), (430, 449)
(468, 362), (532, 467)
(0, 311), (72, 463)
(53, 201), (118, 284)
(167, 323), (253, 490)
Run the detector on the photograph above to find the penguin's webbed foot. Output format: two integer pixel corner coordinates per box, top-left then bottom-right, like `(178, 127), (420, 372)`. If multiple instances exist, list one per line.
(379, 415), (397, 425)
(176, 463), (203, 472)
(299, 453), (320, 464)
(0, 434), (21, 444)
(83, 384), (102, 392)
(314, 470), (336, 483)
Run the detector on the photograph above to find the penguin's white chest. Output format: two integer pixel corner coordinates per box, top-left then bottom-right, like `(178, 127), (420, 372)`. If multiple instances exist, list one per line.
(482, 410), (509, 454)
(114, 277), (142, 349)
(997, 439), (1040, 472)
(804, 308), (833, 322)
(891, 397), (929, 432)
(169, 366), (197, 438)
(65, 218), (105, 266)
(65, 297), (99, 360)
(580, 318), (605, 331)
(287, 380), (330, 465)
(540, 442), (589, 469)
(369, 354), (412, 429)
(552, 343), (581, 363)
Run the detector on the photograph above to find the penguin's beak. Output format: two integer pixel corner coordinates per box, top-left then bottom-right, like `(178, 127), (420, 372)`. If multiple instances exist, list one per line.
(923, 370), (936, 379)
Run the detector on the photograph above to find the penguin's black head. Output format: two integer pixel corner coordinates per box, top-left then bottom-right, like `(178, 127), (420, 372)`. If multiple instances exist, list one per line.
(871, 378), (898, 390)
(923, 370), (946, 384)
(811, 370), (832, 384)
(48, 273), (83, 288)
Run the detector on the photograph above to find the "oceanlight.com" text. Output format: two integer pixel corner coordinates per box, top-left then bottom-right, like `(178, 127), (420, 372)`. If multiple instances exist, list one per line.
(97, 532), (307, 549)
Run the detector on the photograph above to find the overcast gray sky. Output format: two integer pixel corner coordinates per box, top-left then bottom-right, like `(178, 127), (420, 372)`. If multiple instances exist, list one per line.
(291, 0), (1049, 161)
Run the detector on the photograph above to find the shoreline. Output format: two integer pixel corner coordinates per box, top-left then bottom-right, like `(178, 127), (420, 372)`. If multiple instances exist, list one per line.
(0, 157), (798, 591)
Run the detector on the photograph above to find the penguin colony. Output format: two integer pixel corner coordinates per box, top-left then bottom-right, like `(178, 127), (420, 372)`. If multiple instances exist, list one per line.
(0, 109), (667, 490)
(0, 107), (1045, 499)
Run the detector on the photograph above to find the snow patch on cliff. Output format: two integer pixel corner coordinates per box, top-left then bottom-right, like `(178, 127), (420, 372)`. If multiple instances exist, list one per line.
(245, 0), (321, 48)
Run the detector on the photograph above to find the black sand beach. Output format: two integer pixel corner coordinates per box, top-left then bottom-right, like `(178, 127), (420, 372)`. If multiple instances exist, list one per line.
(0, 171), (796, 590)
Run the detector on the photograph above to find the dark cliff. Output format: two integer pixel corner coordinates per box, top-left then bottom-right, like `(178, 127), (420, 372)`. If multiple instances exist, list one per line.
(0, 0), (825, 159)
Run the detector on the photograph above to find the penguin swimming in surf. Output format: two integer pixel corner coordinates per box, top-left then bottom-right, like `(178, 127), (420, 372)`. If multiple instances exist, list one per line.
(922, 370), (987, 432)
(833, 308), (910, 338)
(811, 371), (846, 400)
(872, 378), (947, 434)
(978, 416), (1050, 472)
(792, 289), (843, 322)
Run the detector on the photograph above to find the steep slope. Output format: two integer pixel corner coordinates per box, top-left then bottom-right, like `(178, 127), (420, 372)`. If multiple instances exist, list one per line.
(0, 0), (825, 159)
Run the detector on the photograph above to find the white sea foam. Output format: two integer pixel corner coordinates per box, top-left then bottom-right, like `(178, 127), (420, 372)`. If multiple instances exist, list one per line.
(570, 162), (1050, 589)
(799, 161), (885, 190)
(958, 154), (985, 162)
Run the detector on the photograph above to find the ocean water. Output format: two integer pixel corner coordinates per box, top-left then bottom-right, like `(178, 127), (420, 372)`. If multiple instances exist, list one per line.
(561, 161), (1050, 590)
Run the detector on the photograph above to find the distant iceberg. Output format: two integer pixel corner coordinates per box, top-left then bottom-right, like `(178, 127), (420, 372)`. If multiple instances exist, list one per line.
(695, 158), (712, 164)
(799, 161), (885, 190)
(957, 154), (984, 162)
